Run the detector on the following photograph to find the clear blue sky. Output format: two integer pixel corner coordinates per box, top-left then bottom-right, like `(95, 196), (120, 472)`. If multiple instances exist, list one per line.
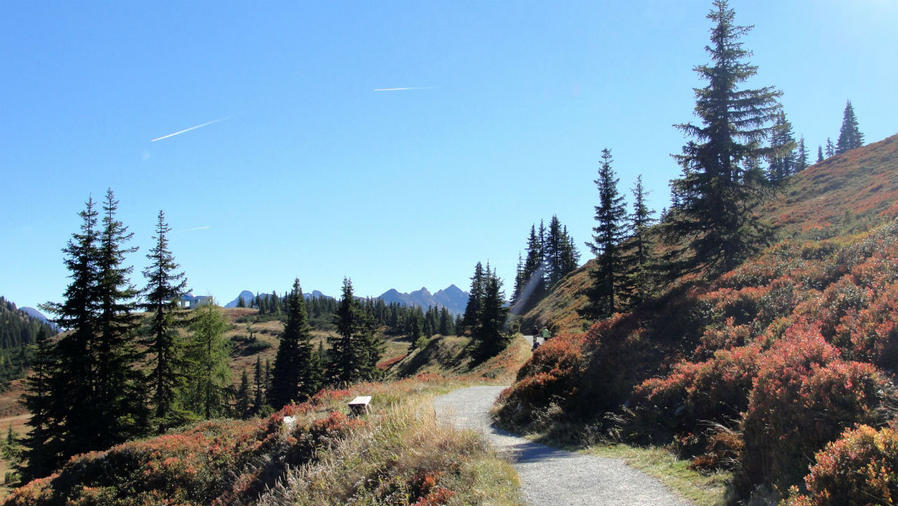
(2, 1), (897, 309)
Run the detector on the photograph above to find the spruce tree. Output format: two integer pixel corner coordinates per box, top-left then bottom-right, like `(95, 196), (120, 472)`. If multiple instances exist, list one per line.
(235, 370), (251, 419)
(583, 148), (627, 318)
(817, 145), (824, 163)
(516, 225), (546, 313)
(328, 278), (363, 386)
(836, 100), (864, 154)
(665, 0), (781, 274)
(544, 216), (565, 287)
(476, 267), (509, 359)
(19, 327), (60, 480)
(625, 175), (657, 307)
(270, 279), (316, 407)
(141, 210), (188, 432)
(94, 189), (144, 445)
(182, 303), (231, 419)
(461, 263), (485, 334)
(825, 138), (835, 158)
(252, 356), (264, 415)
(796, 136), (809, 172)
(766, 111), (797, 183)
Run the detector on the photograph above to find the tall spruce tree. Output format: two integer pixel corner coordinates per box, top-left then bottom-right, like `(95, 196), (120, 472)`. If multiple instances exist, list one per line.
(665, 0), (781, 274)
(836, 100), (864, 154)
(817, 145), (824, 163)
(93, 190), (144, 446)
(515, 226), (546, 313)
(328, 278), (363, 386)
(626, 175), (657, 307)
(269, 279), (316, 408)
(25, 197), (100, 478)
(796, 136), (809, 172)
(583, 148), (627, 318)
(543, 216), (565, 287)
(476, 267), (509, 358)
(141, 210), (188, 432)
(767, 111), (797, 183)
(461, 263), (485, 334)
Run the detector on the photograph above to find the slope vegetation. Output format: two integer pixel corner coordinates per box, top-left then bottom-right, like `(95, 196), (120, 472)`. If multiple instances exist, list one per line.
(498, 135), (898, 501)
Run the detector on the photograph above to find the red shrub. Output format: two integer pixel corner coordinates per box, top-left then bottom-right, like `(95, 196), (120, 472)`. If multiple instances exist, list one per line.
(740, 328), (888, 492)
(787, 425), (898, 506)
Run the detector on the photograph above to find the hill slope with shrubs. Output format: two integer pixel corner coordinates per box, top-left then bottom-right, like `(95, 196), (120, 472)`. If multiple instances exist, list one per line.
(497, 134), (898, 501)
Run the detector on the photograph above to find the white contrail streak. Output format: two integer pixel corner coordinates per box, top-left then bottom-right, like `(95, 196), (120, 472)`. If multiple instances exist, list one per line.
(150, 117), (229, 143)
(373, 86), (432, 92)
(179, 225), (212, 232)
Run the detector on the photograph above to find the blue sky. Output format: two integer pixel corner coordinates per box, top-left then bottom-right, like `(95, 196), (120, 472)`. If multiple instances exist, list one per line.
(2, 1), (897, 309)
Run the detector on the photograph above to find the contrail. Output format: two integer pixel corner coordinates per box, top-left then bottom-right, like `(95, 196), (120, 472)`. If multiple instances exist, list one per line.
(373, 86), (432, 92)
(150, 117), (229, 143)
(178, 225), (212, 232)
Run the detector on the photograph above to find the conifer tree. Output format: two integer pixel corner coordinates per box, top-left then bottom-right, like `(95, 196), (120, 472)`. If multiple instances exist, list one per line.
(438, 307), (452, 336)
(512, 253), (524, 305)
(141, 210), (188, 432)
(796, 136), (809, 172)
(252, 356), (264, 415)
(269, 279), (316, 407)
(19, 327), (59, 480)
(817, 145), (824, 163)
(583, 148), (627, 318)
(328, 278), (363, 386)
(544, 216), (565, 287)
(516, 226), (546, 313)
(665, 0), (781, 274)
(182, 303), (231, 419)
(235, 370), (251, 419)
(626, 175), (657, 307)
(461, 263), (485, 334)
(476, 267), (509, 358)
(836, 100), (864, 154)
(767, 111), (797, 183)
(825, 138), (835, 158)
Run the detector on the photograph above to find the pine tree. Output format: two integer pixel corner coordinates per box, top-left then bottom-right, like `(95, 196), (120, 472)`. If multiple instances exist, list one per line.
(141, 210), (188, 433)
(625, 175), (657, 307)
(836, 100), (864, 154)
(825, 138), (835, 158)
(766, 111), (797, 183)
(583, 148), (627, 318)
(269, 279), (316, 408)
(817, 145), (824, 163)
(796, 136), (809, 172)
(182, 303), (231, 419)
(665, 0), (781, 274)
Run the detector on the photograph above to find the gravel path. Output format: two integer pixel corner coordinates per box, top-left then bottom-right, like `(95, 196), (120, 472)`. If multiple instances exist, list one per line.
(433, 386), (691, 506)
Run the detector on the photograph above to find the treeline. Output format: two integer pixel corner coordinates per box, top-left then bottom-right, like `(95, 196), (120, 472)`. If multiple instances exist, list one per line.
(250, 290), (460, 341)
(0, 298), (57, 385)
(510, 215), (580, 314)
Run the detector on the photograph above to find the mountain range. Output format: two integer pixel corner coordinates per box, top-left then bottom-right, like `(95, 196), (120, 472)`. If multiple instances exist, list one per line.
(224, 284), (469, 314)
(377, 285), (469, 315)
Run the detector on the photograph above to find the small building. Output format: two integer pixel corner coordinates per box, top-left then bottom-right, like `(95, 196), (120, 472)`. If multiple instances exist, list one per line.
(179, 291), (212, 309)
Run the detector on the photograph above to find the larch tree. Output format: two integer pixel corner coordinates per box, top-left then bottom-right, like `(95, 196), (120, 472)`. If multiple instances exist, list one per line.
(182, 302), (231, 419)
(141, 210), (189, 433)
(836, 100), (864, 154)
(665, 0), (782, 274)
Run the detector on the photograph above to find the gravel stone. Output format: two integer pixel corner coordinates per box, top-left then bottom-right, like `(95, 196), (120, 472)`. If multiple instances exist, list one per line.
(433, 385), (692, 506)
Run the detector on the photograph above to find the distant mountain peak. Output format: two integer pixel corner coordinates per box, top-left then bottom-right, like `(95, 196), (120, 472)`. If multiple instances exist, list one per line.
(377, 285), (468, 315)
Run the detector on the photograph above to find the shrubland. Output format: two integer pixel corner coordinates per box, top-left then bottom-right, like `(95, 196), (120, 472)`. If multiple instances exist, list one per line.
(496, 135), (898, 501)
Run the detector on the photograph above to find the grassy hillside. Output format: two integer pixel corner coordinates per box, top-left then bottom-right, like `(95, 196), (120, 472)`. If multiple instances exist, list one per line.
(3, 376), (520, 505)
(498, 134), (898, 502)
(387, 335), (531, 384)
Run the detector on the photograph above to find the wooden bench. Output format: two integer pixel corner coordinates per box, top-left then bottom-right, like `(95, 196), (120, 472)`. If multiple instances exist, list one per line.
(348, 396), (371, 417)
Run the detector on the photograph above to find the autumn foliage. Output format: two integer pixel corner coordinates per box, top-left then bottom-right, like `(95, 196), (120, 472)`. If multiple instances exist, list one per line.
(500, 136), (898, 499)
